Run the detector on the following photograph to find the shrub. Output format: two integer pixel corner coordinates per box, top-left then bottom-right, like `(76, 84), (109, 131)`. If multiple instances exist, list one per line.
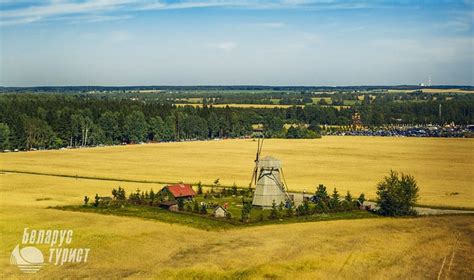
(178, 199), (184, 211)
(200, 204), (207, 214)
(269, 201), (279, 219)
(376, 170), (419, 216)
(193, 201), (200, 213)
(286, 203), (294, 217)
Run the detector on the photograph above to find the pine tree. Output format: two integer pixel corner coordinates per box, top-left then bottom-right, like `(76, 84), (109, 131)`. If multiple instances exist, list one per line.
(197, 181), (203, 194)
(94, 194), (100, 207)
(315, 184), (329, 202)
(345, 191), (352, 202)
(329, 188), (340, 210)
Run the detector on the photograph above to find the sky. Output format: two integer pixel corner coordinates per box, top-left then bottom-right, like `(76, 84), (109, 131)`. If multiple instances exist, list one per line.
(0, 0), (473, 86)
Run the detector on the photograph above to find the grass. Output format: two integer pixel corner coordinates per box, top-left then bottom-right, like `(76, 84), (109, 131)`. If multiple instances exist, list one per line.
(1, 173), (473, 278)
(55, 204), (378, 231)
(2, 137), (473, 208)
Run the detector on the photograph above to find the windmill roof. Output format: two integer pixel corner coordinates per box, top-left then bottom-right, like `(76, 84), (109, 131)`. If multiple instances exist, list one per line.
(166, 184), (196, 198)
(258, 156), (282, 169)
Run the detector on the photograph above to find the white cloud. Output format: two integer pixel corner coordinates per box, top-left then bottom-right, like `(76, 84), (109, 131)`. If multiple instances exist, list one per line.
(209, 41), (237, 51)
(0, 0), (385, 26)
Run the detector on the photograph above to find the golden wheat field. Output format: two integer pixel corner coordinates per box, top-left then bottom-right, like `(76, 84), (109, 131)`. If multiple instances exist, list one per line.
(2, 136), (473, 208)
(0, 173), (473, 279)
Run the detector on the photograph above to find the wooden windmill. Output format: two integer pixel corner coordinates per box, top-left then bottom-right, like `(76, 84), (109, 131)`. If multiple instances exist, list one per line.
(249, 136), (290, 208)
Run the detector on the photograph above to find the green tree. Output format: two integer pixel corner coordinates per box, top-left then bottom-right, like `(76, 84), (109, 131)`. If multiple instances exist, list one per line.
(269, 200), (279, 219)
(193, 200), (200, 213)
(163, 116), (176, 141)
(94, 194), (100, 207)
(89, 123), (105, 145)
(24, 118), (56, 149)
(149, 116), (165, 142)
(329, 188), (340, 210)
(208, 112), (220, 138)
(0, 123), (10, 150)
(344, 191), (353, 203)
(376, 171), (419, 216)
(315, 184), (329, 202)
(263, 116), (284, 137)
(197, 181), (203, 194)
(124, 111), (148, 143)
(177, 199), (184, 211)
(241, 202), (252, 222)
(99, 111), (119, 144)
(200, 204), (207, 214)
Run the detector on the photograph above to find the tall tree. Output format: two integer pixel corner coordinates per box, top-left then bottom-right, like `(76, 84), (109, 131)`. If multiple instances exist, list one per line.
(149, 116), (165, 142)
(124, 111), (148, 143)
(99, 111), (119, 144)
(23, 118), (56, 149)
(0, 123), (10, 150)
(208, 112), (220, 138)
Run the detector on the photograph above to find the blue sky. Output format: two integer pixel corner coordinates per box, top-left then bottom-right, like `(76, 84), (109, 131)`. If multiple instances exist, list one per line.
(0, 0), (473, 86)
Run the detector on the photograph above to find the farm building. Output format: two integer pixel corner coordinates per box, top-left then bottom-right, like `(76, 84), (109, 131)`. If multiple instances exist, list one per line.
(213, 206), (228, 218)
(158, 183), (196, 201)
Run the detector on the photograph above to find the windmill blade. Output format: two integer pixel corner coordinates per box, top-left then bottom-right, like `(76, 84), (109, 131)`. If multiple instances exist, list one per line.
(257, 135), (264, 159)
(268, 171), (291, 201)
(280, 168), (291, 194)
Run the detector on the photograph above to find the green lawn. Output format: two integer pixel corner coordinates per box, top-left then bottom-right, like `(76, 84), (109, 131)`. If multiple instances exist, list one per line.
(55, 193), (378, 231)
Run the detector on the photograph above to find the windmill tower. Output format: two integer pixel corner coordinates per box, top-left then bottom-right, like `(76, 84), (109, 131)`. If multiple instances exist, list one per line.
(249, 136), (290, 208)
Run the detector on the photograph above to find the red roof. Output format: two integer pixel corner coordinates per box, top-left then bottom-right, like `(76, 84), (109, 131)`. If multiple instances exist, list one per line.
(166, 183), (196, 198)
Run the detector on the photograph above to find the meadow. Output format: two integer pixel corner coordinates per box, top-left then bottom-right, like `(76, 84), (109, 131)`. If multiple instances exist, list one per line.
(2, 136), (473, 208)
(0, 173), (473, 279)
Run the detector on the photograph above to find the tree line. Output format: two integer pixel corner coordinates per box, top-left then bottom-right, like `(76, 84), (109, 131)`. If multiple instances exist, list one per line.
(0, 94), (472, 150)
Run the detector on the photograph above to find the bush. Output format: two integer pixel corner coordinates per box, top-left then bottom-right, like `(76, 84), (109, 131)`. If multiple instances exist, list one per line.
(269, 201), (279, 220)
(193, 201), (200, 213)
(178, 199), (184, 211)
(376, 170), (419, 216)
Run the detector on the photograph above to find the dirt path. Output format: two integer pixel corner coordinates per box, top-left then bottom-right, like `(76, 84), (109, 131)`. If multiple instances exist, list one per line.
(365, 201), (474, 215)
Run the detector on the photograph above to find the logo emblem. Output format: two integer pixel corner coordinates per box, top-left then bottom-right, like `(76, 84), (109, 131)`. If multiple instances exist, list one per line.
(10, 245), (44, 273)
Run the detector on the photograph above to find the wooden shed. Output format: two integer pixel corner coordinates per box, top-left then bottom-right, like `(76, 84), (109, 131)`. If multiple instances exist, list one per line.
(213, 206), (227, 218)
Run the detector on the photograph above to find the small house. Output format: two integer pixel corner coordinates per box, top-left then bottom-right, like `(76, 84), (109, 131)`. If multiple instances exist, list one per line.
(158, 200), (178, 209)
(158, 183), (196, 202)
(213, 206), (227, 218)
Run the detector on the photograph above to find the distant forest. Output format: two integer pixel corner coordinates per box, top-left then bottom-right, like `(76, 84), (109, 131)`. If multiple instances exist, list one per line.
(0, 87), (473, 150)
